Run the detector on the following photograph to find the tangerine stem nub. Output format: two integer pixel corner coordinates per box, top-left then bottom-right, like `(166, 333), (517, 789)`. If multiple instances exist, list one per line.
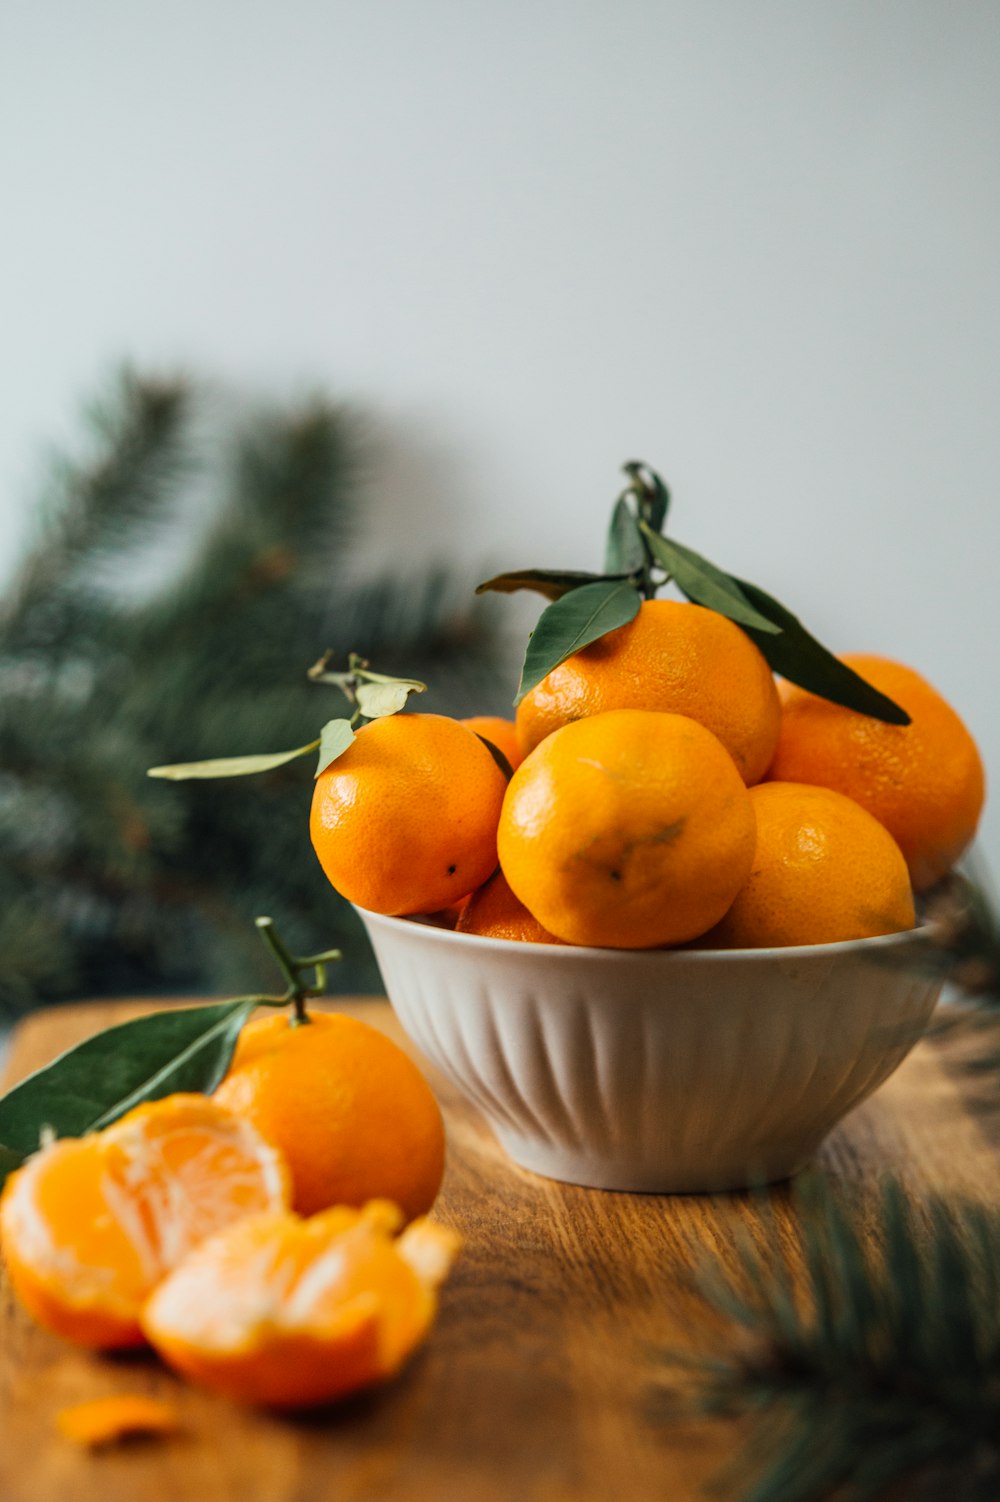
(254, 917), (341, 1024)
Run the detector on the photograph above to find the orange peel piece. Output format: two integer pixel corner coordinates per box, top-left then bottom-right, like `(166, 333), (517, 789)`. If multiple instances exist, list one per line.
(56, 1395), (180, 1448)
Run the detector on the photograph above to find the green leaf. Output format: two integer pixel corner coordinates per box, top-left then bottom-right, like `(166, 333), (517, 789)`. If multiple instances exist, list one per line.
(641, 525), (781, 634)
(355, 681), (419, 718)
(473, 733), (514, 779)
(148, 740), (320, 780)
(476, 568), (620, 602)
(733, 578), (911, 725)
(0, 999), (259, 1182)
(315, 717), (356, 776)
(623, 461), (670, 533)
(604, 497), (646, 575)
(515, 580), (641, 704)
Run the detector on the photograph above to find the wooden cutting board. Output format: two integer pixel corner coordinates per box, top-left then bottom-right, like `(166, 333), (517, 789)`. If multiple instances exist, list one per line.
(1, 997), (996, 1502)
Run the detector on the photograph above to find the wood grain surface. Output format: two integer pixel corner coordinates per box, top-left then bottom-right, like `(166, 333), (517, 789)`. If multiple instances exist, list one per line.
(0, 998), (996, 1502)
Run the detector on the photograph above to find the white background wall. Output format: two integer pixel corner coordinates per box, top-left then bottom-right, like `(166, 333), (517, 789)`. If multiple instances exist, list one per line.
(2, 1), (999, 857)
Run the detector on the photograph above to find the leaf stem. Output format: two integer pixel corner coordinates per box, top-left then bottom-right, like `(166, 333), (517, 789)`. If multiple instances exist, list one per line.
(254, 915), (335, 1024)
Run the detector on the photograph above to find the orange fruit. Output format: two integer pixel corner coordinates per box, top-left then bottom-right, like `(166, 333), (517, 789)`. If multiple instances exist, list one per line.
(461, 715), (524, 770)
(498, 709), (756, 948)
(704, 782), (915, 948)
(310, 712), (508, 915)
(142, 1200), (460, 1409)
(768, 656), (985, 891)
(456, 868), (564, 944)
(213, 1010), (446, 1222)
(515, 599), (780, 784)
(0, 1094), (289, 1349)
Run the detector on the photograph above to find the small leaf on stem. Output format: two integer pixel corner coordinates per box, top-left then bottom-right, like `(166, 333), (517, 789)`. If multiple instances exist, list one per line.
(733, 578), (911, 725)
(476, 568), (621, 602)
(622, 461), (670, 534)
(315, 718), (356, 776)
(148, 742), (320, 780)
(355, 681), (419, 718)
(604, 497), (646, 576)
(641, 526), (781, 634)
(515, 580), (641, 704)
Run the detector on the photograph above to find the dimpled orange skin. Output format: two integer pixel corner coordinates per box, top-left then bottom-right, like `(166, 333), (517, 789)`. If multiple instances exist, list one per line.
(214, 1011), (446, 1222)
(456, 868), (564, 945)
(704, 782), (916, 949)
(310, 713), (509, 915)
(515, 599), (781, 785)
(769, 656), (985, 892)
(498, 709), (757, 949)
(461, 716), (524, 770)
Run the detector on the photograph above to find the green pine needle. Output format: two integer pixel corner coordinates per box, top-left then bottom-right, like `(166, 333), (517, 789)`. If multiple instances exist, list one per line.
(655, 1176), (1000, 1501)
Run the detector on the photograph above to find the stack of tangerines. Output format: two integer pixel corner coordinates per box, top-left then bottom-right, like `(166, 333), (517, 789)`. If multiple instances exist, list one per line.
(310, 598), (984, 950)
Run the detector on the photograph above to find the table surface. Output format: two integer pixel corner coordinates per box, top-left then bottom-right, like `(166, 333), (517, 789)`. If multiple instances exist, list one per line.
(0, 997), (996, 1502)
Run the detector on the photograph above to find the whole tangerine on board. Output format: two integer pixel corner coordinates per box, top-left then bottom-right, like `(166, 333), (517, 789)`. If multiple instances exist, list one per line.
(461, 715), (524, 770)
(142, 1200), (460, 1409)
(310, 713), (508, 915)
(213, 1010), (446, 1222)
(498, 709), (756, 949)
(515, 598), (781, 784)
(0, 1094), (289, 1349)
(456, 868), (564, 944)
(703, 781), (916, 949)
(768, 655), (985, 891)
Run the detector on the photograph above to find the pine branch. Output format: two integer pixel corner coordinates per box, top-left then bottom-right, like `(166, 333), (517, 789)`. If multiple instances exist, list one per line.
(1, 370), (191, 654)
(656, 1178), (1000, 1502)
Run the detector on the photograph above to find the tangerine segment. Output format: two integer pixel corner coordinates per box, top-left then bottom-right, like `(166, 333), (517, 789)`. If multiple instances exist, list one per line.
(310, 713), (509, 916)
(770, 655), (985, 891)
(214, 1011), (446, 1222)
(515, 599), (780, 784)
(0, 1094), (290, 1349)
(498, 709), (757, 949)
(142, 1201), (461, 1409)
(704, 782), (916, 950)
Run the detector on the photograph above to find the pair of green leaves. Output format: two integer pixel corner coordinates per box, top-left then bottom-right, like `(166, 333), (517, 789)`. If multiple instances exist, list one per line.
(476, 462), (910, 725)
(148, 657), (428, 784)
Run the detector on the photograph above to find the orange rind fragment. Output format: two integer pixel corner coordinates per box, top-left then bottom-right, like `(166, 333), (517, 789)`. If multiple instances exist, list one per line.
(142, 1200), (461, 1409)
(0, 1094), (290, 1349)
(56, 1395), (180, 1449)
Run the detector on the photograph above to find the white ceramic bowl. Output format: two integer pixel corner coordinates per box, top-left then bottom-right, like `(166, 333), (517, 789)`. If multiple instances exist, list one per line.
(357, 910), (942, 1193)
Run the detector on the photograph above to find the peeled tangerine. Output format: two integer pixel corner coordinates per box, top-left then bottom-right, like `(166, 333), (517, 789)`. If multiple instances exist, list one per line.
(0, 1094), (289, 1349)
(142, 1201), (461, 1409)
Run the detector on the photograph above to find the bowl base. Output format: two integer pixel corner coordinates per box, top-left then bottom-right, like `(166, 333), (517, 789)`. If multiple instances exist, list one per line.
(495, 1130), (819, 1195)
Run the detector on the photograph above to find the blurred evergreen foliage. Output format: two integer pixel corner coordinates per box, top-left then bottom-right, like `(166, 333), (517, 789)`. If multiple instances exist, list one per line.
(0, 370), (513, 1014)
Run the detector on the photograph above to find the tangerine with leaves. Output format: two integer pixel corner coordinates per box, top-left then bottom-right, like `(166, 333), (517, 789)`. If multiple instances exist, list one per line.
(704, 781), (916, 949)
(142, 1200), (459, 1409)
(213, 1010), (446, 1221)
(769, 656), (985, 891)
(0, 1094), (289, 1349)
(515, 599), (781, 784)
(499, 709), (756, 948)
(310, 712), (508, 915)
